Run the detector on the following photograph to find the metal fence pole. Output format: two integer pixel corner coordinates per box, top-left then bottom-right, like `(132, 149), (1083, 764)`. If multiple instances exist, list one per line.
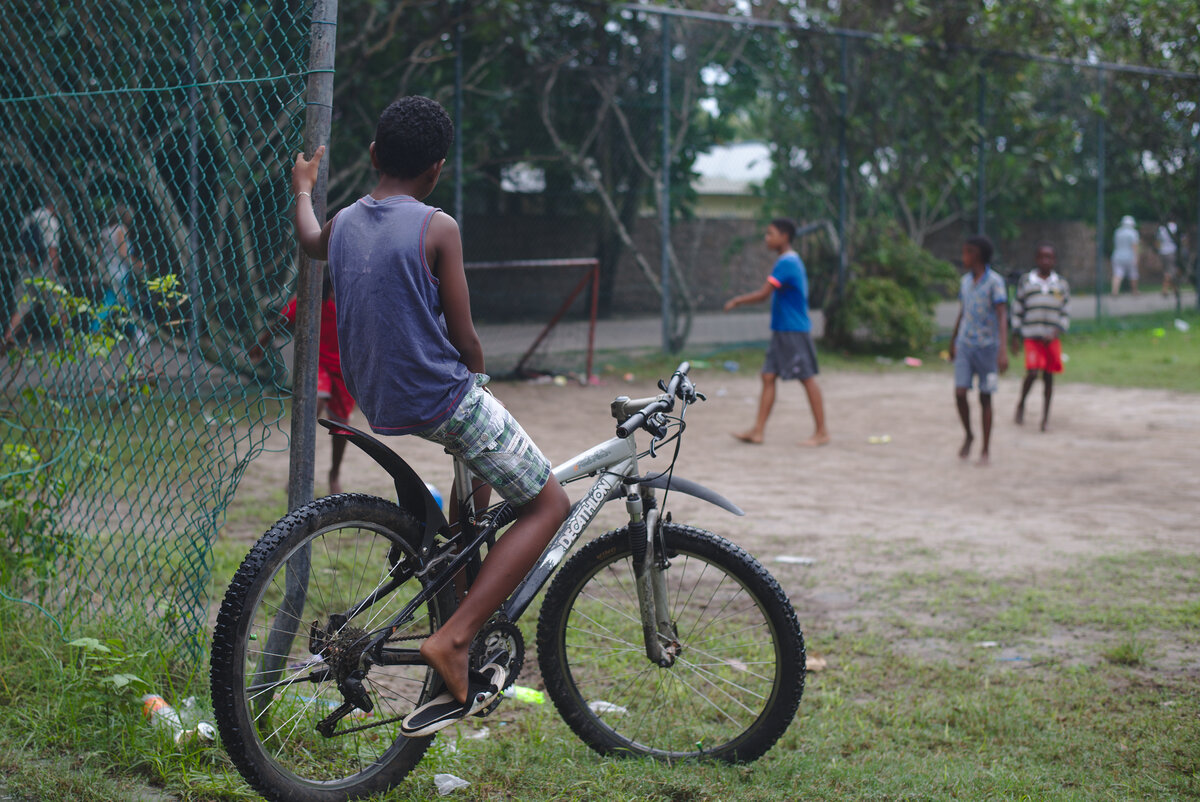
(287, 0), (337, 512)
(660, 17), (672, 353)
(976, 68), (987, 236)
(262, 0), (338, 696)
(836, 33), (848, 301)
(454, 1), (464, 226)
(1094, 67), (1106, 321)
(185, 0), (202, 389)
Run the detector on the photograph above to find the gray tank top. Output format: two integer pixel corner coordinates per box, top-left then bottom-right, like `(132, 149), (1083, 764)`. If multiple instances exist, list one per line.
(327, 194), (472, 434)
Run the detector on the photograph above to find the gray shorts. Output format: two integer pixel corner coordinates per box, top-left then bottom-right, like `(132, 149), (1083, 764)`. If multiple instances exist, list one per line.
(763, 330), (819, 381)
(954, 343), (999, 393)
(418, 383), (552, 507)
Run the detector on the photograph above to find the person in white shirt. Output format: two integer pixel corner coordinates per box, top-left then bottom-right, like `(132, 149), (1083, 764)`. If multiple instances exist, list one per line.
(5, 201), (62, 349)
(1157, 221), (1178, 297)
(1111, 215), (1139, 296)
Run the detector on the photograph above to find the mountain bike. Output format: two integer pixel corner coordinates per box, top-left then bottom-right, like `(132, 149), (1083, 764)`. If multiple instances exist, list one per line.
(210, 362), (806, 802)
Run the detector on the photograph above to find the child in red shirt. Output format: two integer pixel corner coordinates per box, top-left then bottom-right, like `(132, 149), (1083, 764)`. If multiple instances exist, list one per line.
(252, 272), (354, 493)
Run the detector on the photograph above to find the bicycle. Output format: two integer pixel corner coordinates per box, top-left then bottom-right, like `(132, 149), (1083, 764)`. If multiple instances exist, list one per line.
(210, 362), (806, 802)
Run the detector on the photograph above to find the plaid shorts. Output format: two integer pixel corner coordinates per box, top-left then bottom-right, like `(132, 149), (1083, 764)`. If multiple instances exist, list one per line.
(418, 380), (552, 506)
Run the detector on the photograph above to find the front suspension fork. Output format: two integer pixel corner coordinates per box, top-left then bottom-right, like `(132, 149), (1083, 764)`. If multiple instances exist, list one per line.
(627, 489), (678, 667)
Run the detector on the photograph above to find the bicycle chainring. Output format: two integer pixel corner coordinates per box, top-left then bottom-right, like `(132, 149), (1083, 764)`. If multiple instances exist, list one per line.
(469, 619), (525, 717)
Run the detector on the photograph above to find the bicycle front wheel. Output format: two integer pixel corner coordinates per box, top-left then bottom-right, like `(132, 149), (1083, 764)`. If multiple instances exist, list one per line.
(211, 494), (456, 802)
(537, 523), (805, 763)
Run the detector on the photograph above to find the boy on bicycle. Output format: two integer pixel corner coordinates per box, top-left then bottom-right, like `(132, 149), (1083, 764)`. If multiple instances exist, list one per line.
(291, 96), (569, 736)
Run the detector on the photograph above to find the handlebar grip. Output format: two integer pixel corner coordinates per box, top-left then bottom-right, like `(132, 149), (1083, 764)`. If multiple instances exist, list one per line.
(664, 362), (690, 399)
(616, 412), (646, 439)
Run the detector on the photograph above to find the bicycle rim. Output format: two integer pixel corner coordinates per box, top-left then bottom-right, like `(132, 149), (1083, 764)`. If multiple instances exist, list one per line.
(539, 524), (803, 762)
(212, 495), (449, 801)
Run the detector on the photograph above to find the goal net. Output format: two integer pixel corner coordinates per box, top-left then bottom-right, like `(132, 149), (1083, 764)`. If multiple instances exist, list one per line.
(465, 258), (599, 383)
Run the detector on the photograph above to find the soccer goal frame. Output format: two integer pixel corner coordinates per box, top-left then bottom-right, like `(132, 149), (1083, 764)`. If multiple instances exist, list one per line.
(464, 257), (600, 381)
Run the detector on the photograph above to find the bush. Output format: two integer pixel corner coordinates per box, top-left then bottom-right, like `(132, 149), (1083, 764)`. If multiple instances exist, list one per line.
(824, 220), (957, 354)
(829, 277), (935, 355)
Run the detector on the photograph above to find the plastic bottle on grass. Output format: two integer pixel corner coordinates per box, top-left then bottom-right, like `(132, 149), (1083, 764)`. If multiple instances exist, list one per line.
(142, 694), (215, 744)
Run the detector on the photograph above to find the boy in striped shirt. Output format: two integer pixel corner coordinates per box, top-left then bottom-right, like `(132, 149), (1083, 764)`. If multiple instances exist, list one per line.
(1011, 245), (1069, 431)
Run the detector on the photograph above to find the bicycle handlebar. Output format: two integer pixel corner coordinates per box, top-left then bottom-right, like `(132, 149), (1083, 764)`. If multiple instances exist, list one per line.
(615, 362), (694, 439)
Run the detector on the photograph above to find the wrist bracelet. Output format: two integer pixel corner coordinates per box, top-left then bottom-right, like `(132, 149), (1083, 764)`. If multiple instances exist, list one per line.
(296, 191), (312, 201)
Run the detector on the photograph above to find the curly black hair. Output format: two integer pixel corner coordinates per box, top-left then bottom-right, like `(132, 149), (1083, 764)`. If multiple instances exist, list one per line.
(373, 96), (454, 179)
(965, 234), (994, 265)
(769, 217), (797, 242)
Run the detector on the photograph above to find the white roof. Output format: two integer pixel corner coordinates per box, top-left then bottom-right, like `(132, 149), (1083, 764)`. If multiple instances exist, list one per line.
(693, 142), (773, 195)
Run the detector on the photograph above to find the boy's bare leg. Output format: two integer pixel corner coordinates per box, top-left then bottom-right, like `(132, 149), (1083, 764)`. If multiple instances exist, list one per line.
(955, 388), (973, 458)
(734, 373), (776, 444)
(978, 393), (993, 464)
(798, 376), (830, 446)
(1040, 373), (1054, 432)
(1015, 371), (1037, 424)
(419, 480), (569, 704)
(329, 435), (346, 495)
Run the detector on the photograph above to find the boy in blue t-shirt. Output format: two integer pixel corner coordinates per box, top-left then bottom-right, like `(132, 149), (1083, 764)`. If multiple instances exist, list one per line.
(291, 96), (570, 736)
(723, 218), (830, 447)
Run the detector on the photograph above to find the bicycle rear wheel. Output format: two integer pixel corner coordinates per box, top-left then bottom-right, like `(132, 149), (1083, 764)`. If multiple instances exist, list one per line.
(211, 494), (456, 802)
(537, 522), (805, 763)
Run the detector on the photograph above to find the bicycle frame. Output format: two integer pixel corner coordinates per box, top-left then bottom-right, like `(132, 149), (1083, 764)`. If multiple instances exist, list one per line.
(321, 387), (741, 670)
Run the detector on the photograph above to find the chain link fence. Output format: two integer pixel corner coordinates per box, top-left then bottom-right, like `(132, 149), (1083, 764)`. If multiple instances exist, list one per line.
(0, 0), (316, 654)
(3, 1), (1196, 656)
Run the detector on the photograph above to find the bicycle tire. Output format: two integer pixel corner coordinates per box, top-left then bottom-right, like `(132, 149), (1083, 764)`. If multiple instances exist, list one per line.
(536, 523), (805, 763)
(211, 494), (456, 802)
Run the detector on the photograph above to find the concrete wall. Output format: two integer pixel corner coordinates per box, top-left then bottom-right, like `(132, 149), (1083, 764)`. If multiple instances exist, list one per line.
(926, 221), (1176, 290)
(461, 215), (1179, 323)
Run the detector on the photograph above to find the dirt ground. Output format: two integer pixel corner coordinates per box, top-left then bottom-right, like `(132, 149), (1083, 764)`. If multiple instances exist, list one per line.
(228, 367), (1200, 670)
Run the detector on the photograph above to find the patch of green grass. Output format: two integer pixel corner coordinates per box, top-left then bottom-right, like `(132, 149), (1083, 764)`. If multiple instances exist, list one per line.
(4, 548), (1199, 800)
(1058, 311), (1200, 392)
(0, 600), (252, 802)
(592, 309), (1200, 393)
(1102, 636), (1150, 667)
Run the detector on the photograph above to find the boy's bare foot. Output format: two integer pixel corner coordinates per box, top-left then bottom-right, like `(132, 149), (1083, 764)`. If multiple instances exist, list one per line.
(1040, 420), (1049, 433)
(732, 430), (763, 444)
(419, 631), (470, 705)
(329, 472), (342, 495)
(959, 434), (974, 459)
(977, 452), (990, 466)
(799, 432), (830, 447)
(1014, 405), (1024, 425)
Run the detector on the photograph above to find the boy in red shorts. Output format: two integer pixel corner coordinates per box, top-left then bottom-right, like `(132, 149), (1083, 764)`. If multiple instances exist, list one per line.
(251, 271), (354, 493)
(1011, 244), (1069, 431)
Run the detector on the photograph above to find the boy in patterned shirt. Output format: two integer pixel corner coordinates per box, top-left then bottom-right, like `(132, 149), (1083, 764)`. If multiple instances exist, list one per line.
(949, 235), (1008, 464)
(1011, 244), (1069, 431)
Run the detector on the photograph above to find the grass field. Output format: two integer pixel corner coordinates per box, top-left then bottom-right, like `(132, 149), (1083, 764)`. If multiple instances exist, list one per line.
(0, 310), (1197, 801)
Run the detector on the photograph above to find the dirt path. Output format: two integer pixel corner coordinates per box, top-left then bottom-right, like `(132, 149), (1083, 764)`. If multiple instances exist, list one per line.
(225, 367), (1200, 666)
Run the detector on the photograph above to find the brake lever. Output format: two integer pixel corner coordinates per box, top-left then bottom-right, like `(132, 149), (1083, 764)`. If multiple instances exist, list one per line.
(645, 415), (669, 457)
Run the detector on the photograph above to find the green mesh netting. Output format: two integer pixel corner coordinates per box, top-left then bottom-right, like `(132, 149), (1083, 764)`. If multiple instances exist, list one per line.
(0, 0), (318, 654)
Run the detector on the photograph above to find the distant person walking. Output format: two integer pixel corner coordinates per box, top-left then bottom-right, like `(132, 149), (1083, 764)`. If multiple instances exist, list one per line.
(1157, 221), (1179, 297)
(950, 235), (1008, 464)
(1012, 245), (1069, 432)
(724, 218), (830, 448)
(98, 205), (150, 348)
(4, 200), (61, 350)
(1111, 215), (1139, 296)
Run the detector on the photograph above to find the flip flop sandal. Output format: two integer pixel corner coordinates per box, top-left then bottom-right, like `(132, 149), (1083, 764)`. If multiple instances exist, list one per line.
(401, 659), (509, 738)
